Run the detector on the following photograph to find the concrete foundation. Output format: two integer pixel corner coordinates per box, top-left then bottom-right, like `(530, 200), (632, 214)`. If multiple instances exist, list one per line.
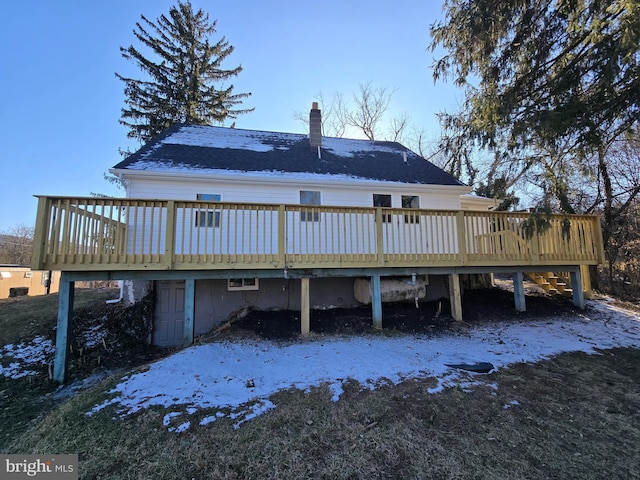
(152, 275), (452, 345)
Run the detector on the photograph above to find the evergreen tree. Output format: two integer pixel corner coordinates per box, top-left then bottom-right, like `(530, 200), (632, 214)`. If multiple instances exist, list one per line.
(430, 0), (639, 157)
(430, 0), (640, 285)
(117, 1), (252, 144)
(430, 0), (640, 208)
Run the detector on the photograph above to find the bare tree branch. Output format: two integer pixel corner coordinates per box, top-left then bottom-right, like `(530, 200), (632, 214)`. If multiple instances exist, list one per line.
(345, 82), (393, 140)
(0, 224), (34, 265)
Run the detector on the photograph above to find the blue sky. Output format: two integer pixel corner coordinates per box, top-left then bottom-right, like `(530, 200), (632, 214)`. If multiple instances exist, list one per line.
(0, 0), (463, 232)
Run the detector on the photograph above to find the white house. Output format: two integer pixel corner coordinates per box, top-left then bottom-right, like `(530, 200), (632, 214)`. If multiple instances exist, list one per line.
(109, 103), (495, 346)
(32, 105), (601, 382)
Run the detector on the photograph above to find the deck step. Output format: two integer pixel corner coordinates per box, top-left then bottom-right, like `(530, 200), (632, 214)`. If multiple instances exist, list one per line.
(525, 272), (573, 298)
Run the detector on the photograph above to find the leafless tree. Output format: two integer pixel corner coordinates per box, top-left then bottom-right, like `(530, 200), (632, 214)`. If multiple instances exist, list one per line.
(387, 113), (410, 143)
(296, 82), (409, 142)
(0, 224), (34, 265)
(404, 126), (447, 166)
(345, 82), (393, 140)
(583, 135), (640, 292)
(322, 92), (348, 138)
(295, 91), (352, 138)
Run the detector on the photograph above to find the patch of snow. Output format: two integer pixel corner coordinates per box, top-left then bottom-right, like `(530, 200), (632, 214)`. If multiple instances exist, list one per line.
(86, 300), (640, 432)
(87, 398), (118, 416)
(163, 409), (197, 432)
(322, 137), (410, 158)
(200, 416), (217, 426)
(503, 399), (520, 409)
(80, 324), (107, 349)
(0, 336), (54, 379)
(163, 411), (182, 427)
(172, 421), (191, 433)
(200, 411), (226, 426)
(158, 125), (301, 153)
(53, 371), (115, 401)
(144, 125), (411, 160)
(230, 400), (276, 430)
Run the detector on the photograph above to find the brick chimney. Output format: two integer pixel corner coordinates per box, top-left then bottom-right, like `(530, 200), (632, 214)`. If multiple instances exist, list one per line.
(309, 102), (322, 151)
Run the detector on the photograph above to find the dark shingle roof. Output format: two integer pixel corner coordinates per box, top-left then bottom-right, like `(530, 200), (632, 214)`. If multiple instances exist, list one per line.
(113, 124), (465, 186)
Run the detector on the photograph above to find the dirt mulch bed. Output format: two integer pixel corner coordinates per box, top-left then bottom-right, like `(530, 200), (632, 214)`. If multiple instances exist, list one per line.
(231, 286), (580, 340)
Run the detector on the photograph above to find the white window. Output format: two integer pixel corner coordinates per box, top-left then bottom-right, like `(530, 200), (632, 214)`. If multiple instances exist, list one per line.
(196, 193), (221, 227)
(373, 194), (392, 222)
(402, 195), (420, 224)
(228, 278), (259, 291)
(300, 190), (320, 222)
(0, 272), (11, 279)
(24, 271), (33, 278)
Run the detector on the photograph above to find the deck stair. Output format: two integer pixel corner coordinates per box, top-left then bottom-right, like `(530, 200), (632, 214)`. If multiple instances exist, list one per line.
(525, 272), (573, 297)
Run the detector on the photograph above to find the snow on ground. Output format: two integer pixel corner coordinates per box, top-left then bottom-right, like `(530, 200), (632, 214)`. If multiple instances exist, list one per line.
(87, 298), (640, 430)
(80, 323), (107, 349)
(0, 336), (54, 379)
(0, 323), (108, 380)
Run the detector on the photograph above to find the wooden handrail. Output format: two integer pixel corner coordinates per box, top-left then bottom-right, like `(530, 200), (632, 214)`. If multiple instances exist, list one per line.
(31, 196), (605, 272)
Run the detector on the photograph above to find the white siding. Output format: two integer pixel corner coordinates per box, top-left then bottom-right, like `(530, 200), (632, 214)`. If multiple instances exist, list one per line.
(124, 175), (468, 211)
(118, 174), (472, 258)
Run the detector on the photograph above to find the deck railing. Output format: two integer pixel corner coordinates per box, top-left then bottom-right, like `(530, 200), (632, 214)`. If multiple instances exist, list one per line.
(31, 196), (605, 272)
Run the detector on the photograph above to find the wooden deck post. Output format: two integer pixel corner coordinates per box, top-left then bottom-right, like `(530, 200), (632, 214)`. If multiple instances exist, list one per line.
(183, 279), (196, 347)
(53, 275), (74, 384)
(371, 274), (382, 329)
(580, 264), (593, 300)
(164, 200), (176, 269)
(375, 208), (385, 266)
(277, 205), (286, 268)
(570, 268), (585, 310)
(449, 274), (463, 321)
(456, 211), (467, 265)
(513, 272), (526, 312)
(31, 196), (50, 271)
(301, 278), (310, 335)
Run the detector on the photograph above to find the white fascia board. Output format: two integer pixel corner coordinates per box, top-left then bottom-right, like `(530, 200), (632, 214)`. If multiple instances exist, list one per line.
(460, 194), (500, 210)
(109, 168), (472, 196)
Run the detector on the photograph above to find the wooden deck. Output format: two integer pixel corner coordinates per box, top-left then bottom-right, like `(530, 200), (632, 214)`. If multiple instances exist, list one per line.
(32, 196), (605, 384)
(32, 196), (604, 273)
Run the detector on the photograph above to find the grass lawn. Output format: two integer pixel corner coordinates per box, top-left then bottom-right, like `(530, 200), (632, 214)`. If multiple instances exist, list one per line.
(0, 288), (119, 346)
(1, 288), (639, 479)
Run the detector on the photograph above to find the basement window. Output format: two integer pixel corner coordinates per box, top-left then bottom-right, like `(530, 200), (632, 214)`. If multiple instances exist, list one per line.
(228, 278), (259, 291)
(24, 271), (33, 278)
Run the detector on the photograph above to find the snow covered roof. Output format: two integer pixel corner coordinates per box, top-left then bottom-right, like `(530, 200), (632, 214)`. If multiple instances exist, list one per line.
(113, 124), (466, 187)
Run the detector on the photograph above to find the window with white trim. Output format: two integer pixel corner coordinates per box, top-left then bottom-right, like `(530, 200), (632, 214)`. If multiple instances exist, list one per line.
(300, 190), (320, 222)
(195, 193), (221, 227)
(227, 278), (259, 291)
(402, 195), (420, 223)
(373, 194), (392, 222)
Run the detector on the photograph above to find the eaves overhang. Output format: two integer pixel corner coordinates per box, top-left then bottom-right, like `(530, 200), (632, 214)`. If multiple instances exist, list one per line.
(109, 168), (472, 195)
